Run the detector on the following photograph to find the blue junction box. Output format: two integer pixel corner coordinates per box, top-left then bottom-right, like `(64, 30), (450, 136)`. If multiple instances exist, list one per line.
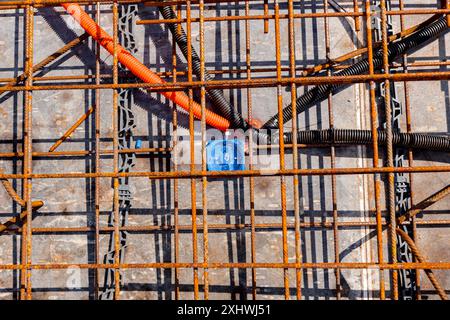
(206, 139), (245, 171)
(135, 139), (142, 149)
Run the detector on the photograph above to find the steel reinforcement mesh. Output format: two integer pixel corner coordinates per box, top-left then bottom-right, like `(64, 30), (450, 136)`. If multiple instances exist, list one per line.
(0, 0), (449, 300)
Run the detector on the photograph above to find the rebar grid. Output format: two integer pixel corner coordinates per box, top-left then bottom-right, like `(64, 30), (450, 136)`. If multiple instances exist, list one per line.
(0, 0), (449, 300)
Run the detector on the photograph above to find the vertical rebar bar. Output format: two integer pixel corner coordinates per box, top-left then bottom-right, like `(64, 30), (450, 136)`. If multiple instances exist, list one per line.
(398, 0), (421, 300)
(324, 0), (341, 300)
(112, 0), (121, 300)
(380, 0), (398, 300)
(365, 0), (386, 300)
(198, 0), (209, 300)
(94, 2), (101, 300)
(263, 0), (269, 33)
(274, 0), (290, 300)
(21, 4), (34, 300)
(353, 0), (361, 31)
(288, 0), (302, 300)
(185, 0), (199, 300)
(244, 0), (257, 300)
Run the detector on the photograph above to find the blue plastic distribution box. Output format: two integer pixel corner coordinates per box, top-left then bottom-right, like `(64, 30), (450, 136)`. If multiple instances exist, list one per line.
(206, 139), (245, 171)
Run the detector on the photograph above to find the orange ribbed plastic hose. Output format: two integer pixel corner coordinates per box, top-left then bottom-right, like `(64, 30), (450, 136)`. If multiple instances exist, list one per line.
(62, 3), (230, 131)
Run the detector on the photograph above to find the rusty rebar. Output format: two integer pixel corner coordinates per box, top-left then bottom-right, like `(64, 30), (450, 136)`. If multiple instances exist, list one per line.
(185, 0), (199, 300)
(324, 0), (340, 300)
(273, 0), (289, 300)
(387, 184), (450, 299)
(397, 185), (450, 225)
(112, 0), (121, 300)
(0, 168), (26, 207)
(1, 33), (88, 89)
(380, 0), (398, 299)
(399, 0), (421, 299)
(48, 106), (95, 152)
(94, 2), (101, 300)
(365, 0), (385, 299)
(289, 0), (301, 300)
(0, 201), (44, 234)
(9, 218), (450, 235)
(395, 228), (448, 300)
(20, 4), (34, 300)
(242, 0), (259, 300)
(0, 165), (449, 180)
(0, 1), (448, 301)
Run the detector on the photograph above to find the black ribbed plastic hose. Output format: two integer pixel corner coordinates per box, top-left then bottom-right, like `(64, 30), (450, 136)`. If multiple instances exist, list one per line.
(282, 129), (450, 152)
(160, 8), (449, 153)
(262, 16), (450, 130)
(159, 6), (247, 129)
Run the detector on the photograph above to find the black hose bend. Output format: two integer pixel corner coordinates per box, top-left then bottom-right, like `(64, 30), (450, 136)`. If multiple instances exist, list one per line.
(262, 16), (450, 130)
(159, 6), (247, 129)
(282, 129), (450, 152)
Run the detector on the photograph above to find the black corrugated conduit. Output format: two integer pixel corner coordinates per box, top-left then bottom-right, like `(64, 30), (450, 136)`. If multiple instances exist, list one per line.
(262, 16), (450, 131)
(282, 129), (450, 152)
(159, 6), (248, 129)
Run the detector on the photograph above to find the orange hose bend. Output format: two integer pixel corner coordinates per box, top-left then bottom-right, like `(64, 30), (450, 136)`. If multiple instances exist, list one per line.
(62, 3), (230, 131)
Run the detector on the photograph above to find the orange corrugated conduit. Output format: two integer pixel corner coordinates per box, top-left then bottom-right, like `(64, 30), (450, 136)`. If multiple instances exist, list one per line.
(62, 3), (230, 131)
